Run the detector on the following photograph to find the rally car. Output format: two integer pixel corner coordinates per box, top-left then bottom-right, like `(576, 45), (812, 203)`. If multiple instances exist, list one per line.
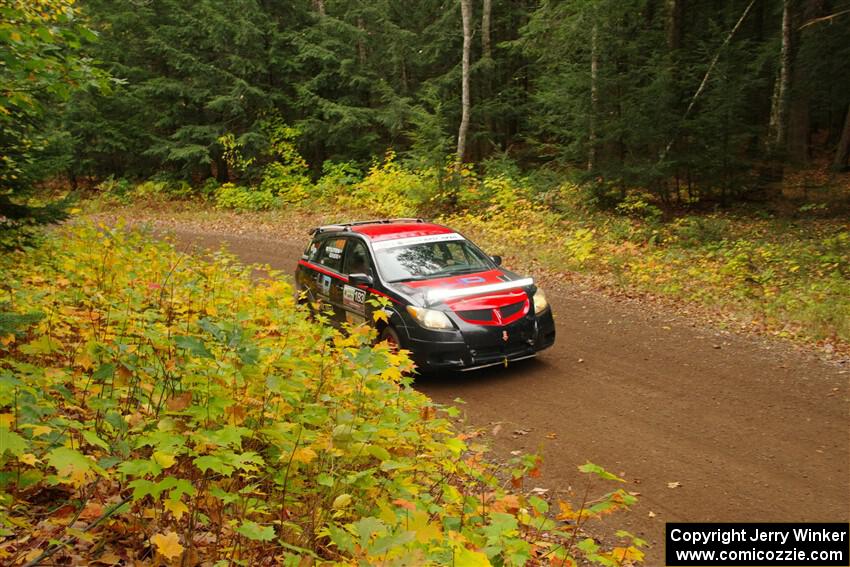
(295, 218), (555, 372)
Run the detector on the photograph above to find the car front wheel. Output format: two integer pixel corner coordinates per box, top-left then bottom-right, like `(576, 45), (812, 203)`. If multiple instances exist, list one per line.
(379, 326), (401, 352)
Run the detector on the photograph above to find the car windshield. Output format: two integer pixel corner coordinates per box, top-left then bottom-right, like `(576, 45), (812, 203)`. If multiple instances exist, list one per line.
(376, 239), (493, 282)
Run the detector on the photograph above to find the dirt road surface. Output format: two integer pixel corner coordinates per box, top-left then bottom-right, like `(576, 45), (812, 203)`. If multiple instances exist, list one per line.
(166, 228), (849, 564)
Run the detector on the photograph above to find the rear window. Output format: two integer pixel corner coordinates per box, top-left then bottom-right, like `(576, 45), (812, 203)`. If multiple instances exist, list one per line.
(313, 238), (347, 272)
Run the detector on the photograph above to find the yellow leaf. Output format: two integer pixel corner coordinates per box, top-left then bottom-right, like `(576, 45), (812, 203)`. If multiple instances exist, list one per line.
(151, 531), (184, 560)
(164, 499), (188, 520)
(153, 451), (176, 469)
(454, 546), (492, 567)
(290, 447), (317, 464)
(19, 453), (39, 466)
(31, 425), (52, 437)
(372, 309), (389, 324)
(332, 493), (352, 509)
(0, 414), (13, 428)
(609, 546), (645, 563)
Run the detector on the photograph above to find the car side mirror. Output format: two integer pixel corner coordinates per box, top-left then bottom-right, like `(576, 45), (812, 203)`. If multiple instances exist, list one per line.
(348, 273), (373, 287)
(491, 255), (502, 266)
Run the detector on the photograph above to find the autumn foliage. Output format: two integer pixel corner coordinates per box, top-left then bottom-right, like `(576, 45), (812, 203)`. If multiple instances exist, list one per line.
(0, 223), (639, 565)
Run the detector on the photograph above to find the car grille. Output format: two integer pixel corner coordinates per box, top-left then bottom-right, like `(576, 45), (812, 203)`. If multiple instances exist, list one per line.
(457, 299), (528, 325)
(458, 308), (492, 322)
(500, 301), (525, 318)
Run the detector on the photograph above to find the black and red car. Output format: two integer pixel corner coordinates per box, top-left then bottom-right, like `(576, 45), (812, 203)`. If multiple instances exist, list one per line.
(295, 218), (555, 372)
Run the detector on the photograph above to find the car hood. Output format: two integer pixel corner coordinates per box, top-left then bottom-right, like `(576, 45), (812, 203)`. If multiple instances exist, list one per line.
(389, 269), (533, 309)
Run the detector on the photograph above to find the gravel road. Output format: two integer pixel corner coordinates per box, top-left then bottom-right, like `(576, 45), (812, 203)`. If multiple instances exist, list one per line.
(164, 227), (849, 564)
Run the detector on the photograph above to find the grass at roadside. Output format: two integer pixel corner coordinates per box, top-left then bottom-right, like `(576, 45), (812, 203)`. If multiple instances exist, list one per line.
(0, 222), (640, 565)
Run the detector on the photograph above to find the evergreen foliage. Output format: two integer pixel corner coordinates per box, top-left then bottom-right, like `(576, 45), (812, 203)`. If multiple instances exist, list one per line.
(5, 0), (850, 207)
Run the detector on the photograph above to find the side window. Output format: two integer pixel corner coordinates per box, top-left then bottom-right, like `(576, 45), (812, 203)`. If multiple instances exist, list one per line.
(343, 239), (371, 275)
(316, 238), (346, 272)
(305, 238), (321, 261)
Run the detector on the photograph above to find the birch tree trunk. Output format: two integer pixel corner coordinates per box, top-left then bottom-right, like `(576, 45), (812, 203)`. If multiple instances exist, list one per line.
(768, 0), (793, 154)
(312, 0), (325, 16)
(457, 0), (472, 163)
(588, 23), (598, 171)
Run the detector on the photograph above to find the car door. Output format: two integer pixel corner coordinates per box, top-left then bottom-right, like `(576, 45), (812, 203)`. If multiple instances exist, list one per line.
(339, 237), (373, 326)
(308, 236), (349, 325)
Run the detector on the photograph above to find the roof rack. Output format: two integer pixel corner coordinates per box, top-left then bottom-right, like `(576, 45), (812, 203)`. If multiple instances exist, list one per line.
(310, 218), (426, 235)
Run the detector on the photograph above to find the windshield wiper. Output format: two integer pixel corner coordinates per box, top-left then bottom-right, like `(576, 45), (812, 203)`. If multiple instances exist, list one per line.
(429, 266), (485, 277)
(387, 275), (433, 283)
(388, 267), (486, 283)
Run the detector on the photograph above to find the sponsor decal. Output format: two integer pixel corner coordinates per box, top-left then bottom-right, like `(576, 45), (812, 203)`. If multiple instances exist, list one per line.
(343, 284), (367, 314)
(371, 232), (465, 251)
(325, 245), (343, 260)
(459, 276), (486, 284)
(320, 274), (332, 296)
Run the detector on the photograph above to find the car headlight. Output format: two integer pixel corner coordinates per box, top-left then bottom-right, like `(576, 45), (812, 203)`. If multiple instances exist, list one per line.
(406, 306), (454, 330)
(533, 288), (549, 314)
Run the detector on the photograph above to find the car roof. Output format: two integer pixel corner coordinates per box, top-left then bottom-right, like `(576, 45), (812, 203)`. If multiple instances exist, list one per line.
(350, 222), (454, 242)
(310, 219), (456, 242)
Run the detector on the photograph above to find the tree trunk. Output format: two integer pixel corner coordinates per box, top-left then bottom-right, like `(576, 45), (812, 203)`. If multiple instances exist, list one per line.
(768, 0), (793, 155)
(588, 22), (598, 171)
(456, 0), (472, 164)
(482, 0), (492, 59)
(312, 0), (324, 16)
(357, 17), (366, 65)
(833, 105), (850, 170)
(666, 0), (683, 49)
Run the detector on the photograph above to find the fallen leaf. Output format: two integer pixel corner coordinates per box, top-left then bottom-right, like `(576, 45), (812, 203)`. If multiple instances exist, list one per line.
(151, 531), (184, 560)
(166, 392), (192, 412)
(667, 481), (681, 489)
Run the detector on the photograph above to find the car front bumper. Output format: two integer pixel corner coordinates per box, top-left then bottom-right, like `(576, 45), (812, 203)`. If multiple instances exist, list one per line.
(403, 308), (556, 372)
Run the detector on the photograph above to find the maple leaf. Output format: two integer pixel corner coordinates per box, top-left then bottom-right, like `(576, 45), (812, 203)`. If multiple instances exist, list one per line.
(164, 499), (189, 520)
(288, 447), (317, 464)
(151, 531), (184, 560)
(47, 447), (97, 487)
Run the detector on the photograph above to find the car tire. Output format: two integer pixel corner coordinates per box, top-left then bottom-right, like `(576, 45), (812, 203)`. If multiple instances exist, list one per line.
(379, 326), (401, 352)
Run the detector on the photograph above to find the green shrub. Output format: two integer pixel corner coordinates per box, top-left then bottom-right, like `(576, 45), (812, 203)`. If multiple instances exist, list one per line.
(316, 160), (363, 198)
(215, 183), (278, 211)
(0, 223), (641, 565)
(673, 215), (730, 246)
(337, 153), (426, 217)
(259, 162), (309, 203)
(615, 193), (663, 223)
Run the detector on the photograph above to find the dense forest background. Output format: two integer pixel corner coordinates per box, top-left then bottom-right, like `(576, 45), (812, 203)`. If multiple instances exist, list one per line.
(3, 0), (850, 213)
